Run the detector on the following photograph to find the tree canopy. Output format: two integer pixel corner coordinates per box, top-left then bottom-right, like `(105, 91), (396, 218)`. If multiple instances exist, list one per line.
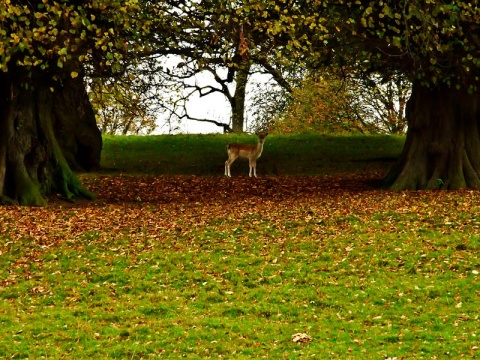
(3, 1), (479, 97)
(1, 0), (162, 80)
(258, 1), (480, 88)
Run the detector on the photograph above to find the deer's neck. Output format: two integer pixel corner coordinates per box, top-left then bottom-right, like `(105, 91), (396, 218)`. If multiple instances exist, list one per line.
(256, 141), (265, 157)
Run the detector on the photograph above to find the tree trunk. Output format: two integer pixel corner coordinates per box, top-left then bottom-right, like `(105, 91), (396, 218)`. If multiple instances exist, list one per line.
(52, 74), (103, 172)
(383, 82), (480, 190)
(0, 71), (102, 205)
(231, 59), (250, 133)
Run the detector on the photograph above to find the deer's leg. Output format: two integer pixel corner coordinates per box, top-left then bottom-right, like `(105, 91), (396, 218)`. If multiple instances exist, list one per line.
(249, 159), (254, 177)
(225, 156), (237, 177)
(225, 160), (232, 177)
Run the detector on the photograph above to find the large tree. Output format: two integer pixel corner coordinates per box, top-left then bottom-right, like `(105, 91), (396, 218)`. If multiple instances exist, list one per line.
(254, 0), (480, 189)
(0, 0), (171, 205)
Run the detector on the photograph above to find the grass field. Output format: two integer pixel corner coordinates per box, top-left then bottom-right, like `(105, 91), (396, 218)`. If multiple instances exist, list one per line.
(0, 134), (479, 359)
(100, 133), (404, 176)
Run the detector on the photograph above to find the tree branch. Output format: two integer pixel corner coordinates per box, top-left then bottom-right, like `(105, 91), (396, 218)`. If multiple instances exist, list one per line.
(181, 114), (232, 133)
(255, 57), (293, 93)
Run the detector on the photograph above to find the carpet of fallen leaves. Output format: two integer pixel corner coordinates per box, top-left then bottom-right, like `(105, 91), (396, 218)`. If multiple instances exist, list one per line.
(1, 173), (479, 253)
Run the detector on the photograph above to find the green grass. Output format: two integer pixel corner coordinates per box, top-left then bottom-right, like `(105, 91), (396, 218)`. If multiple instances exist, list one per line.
(1, 134), (479, 359)
(101, 133), (404, 175)
(1, 202), (479, 358)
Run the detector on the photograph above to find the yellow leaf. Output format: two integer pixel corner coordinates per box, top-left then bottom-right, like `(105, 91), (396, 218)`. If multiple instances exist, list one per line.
(71, 71), (79, 78)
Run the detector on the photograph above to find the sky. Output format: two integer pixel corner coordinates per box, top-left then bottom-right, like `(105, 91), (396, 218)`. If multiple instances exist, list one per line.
(171, 90), (230, 134)
(152, 57), (232, 134)
(153, 57), (273, 134)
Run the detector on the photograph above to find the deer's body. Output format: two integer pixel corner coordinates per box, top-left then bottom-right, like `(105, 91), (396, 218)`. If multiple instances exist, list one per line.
(225, 135), (267, 177)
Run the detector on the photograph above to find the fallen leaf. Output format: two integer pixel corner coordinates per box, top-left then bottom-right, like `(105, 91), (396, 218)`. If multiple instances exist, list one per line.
(292, 333), (312, 343)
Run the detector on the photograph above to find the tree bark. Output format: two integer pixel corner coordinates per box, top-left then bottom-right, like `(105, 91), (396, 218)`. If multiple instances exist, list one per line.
(0, 71), (102, 205)
(231, 59), (250, 133)
(52, 75), (103, 172)
(383, 82), (480, 190)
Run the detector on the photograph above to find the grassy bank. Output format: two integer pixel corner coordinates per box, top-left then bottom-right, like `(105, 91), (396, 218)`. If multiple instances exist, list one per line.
(100, 133), (405, 176)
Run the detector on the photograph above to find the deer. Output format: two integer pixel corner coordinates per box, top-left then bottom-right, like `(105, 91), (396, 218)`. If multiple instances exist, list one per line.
(225, 133), (268, 178)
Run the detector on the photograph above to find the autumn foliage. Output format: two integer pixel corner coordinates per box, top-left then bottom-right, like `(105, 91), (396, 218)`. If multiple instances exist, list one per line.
(2, 173), (479, 255)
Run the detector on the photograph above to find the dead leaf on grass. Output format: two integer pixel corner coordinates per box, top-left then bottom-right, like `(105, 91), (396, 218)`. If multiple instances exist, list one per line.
(291, 333), (312, 343)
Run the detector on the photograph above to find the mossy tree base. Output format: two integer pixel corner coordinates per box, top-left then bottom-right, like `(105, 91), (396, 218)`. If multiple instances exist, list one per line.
(384, 83), (480, 190)
(0, 71), (101, 206)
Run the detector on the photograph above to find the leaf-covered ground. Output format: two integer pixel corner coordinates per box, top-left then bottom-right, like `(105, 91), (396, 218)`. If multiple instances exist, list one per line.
(4, 173), (480, 243)
(0, 174), (479, 358)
